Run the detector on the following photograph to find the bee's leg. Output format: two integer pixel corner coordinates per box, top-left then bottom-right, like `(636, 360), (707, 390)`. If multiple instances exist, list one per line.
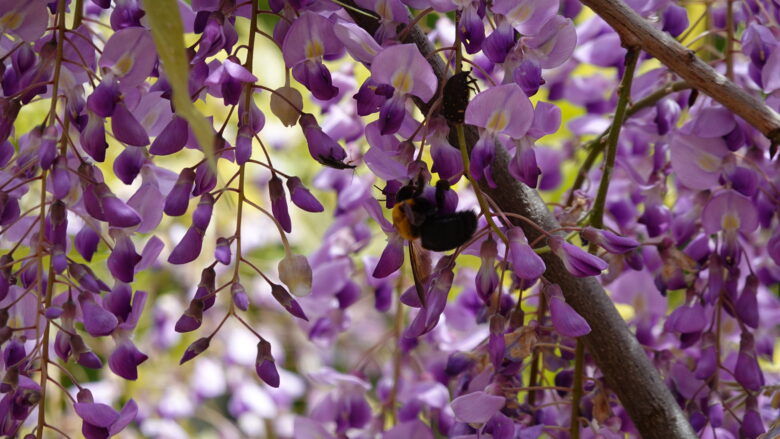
(435, 179), (451, 210)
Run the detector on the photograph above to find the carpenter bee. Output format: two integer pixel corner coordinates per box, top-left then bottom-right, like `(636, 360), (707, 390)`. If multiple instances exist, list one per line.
(391, 178), (477, 305)
(441, 70), (477, 124)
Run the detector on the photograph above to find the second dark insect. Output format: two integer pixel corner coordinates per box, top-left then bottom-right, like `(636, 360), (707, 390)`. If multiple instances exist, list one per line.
(441, 70), (475, 124)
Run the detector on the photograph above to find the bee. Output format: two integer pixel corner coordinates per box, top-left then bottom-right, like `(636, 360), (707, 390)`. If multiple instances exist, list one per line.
(441, 70), (477, 124)
(392, 178), (477, 305)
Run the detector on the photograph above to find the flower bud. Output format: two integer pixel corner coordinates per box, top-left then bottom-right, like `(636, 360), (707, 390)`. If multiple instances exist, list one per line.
(215, 237), (232, 265)
(164, 168), (196, 217)
(39, 126), (58, 170)
(231, 282), (249, 311)
(508, 228), (545, 280)
(735, 332), (764, 391)
(286, 177), (323, 212)
(476, 237), (499, 303)
(78, 352), (103, 369)
(549, 236), (607, 278)
(192, 193), (214, 231)
(150, 116), (188, 156)
(545, 284), (591, 337)
(269, 176), (291, 233)
(175, 299), (204, 333)
(270, 86), (302, 126)
(180, 337), (211, 364)
(255, 338), (280, 387)
(270, 283), (308, 320)
(278, 254), (312, 297)
(736, 274), (759, 328)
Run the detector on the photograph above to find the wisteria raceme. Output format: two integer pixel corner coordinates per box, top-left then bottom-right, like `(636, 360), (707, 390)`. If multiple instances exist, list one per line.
(0, 0), (778, 437)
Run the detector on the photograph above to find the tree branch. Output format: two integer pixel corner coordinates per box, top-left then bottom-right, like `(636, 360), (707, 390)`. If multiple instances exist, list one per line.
(579, 0), (780, 144)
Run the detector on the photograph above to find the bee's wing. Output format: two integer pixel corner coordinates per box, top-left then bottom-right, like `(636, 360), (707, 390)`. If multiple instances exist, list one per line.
(409, 240), (432, 307)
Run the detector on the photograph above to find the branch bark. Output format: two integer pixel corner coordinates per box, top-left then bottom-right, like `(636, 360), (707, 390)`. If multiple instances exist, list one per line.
(344, 4), (698, 439)
(579, 0), (780, 144)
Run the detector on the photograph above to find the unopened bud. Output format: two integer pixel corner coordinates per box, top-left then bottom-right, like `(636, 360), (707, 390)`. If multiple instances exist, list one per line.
(180, 337), (211, 364)
(278, 254), (312, 297)
(270, 86), (302, 127)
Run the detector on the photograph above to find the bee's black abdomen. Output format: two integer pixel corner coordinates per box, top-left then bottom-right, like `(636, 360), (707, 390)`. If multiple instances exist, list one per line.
(441, 71), (472, 124)
(419, 210), (477, 252)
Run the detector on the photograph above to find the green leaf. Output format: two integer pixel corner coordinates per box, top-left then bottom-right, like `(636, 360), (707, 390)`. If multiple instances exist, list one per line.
(143, 0), (215, 166)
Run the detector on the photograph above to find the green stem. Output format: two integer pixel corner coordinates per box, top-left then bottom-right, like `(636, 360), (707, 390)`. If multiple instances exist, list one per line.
(569, 47), (641, 439)
(570, 340), (585, 439)
(36, 2), (67, 437)
(527, 293), (547, 406)
(73, 0), (84, 28)
(589, 47), (641, 230)
(232, 0), (259, 288)
(565, 80), (689, 206)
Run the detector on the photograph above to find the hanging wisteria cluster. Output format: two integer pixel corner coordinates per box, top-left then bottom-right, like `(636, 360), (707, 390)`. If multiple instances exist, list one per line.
(0, 0), (779, 437)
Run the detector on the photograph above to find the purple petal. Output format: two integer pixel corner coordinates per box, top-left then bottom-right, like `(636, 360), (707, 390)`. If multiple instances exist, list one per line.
(373, 235), (404, 278)
(549, 296), (591, 337)
(286, 177), (324, 212)
(450, 391), (505, 424)
(371, 44), (437, 101)
(103, 196), (142, 228)
(701, 190), (759, 234)
(99, 27), (156, 87)
(150, 116), (188, 156)
(180, 337), (211, 364)
(669, 134), (729, 190)
(108, 399), (138, 436)
(164, 168), (195, 217)
(465, 84), (533, 138)
(108, 341), (148, 380)
(113, 146), (145, 185)
(82, 302), (119, 337)
(492, 0), (559, 36)
(522, 15), (577, 69)
(75, 226), (100, 262)
(107, 235), (142, 283)
(168, 227), (204, 265)
(292, 60), (339, 101)
(78, 352), (103, 369)
(269, 176), (291, 233)
(508, 228), (546, 279)
(81, 112), (109, 162)
(112, 102), (149, 147)
(665, 303), (706, 333)
(281, 12), (343, 67)
(74, 403), (119, 428)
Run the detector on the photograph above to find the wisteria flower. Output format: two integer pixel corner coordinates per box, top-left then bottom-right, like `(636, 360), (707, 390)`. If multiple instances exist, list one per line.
(282, 12), (344, 100)
(74, 399), (138, 439)
(370, 44), (437, 135)
(465, 83), (533, 185)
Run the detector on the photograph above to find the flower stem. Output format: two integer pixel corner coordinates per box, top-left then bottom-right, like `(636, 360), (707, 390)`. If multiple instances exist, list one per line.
(36, 1), (67, 436)
(589, 46), (640, 230)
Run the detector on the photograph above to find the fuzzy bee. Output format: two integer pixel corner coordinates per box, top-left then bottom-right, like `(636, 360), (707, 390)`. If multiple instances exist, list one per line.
(391, 178), (477, 305)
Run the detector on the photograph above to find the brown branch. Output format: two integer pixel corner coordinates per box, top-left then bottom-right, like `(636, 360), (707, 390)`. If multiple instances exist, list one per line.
(342, 5), (696, 439)
(579, 0), (780, 144)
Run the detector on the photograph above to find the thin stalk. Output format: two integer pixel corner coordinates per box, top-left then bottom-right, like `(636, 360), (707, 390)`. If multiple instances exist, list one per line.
(36, 1), (67, 436)
(527, 293), (547, 406)
(232, 0), (259, 289)
(565, 80), (689, 206)
(570, 47), (641, 439)
(570, 340), (585, 438)
(725, 0), (734, 80)
(589, 47), (640, 230)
